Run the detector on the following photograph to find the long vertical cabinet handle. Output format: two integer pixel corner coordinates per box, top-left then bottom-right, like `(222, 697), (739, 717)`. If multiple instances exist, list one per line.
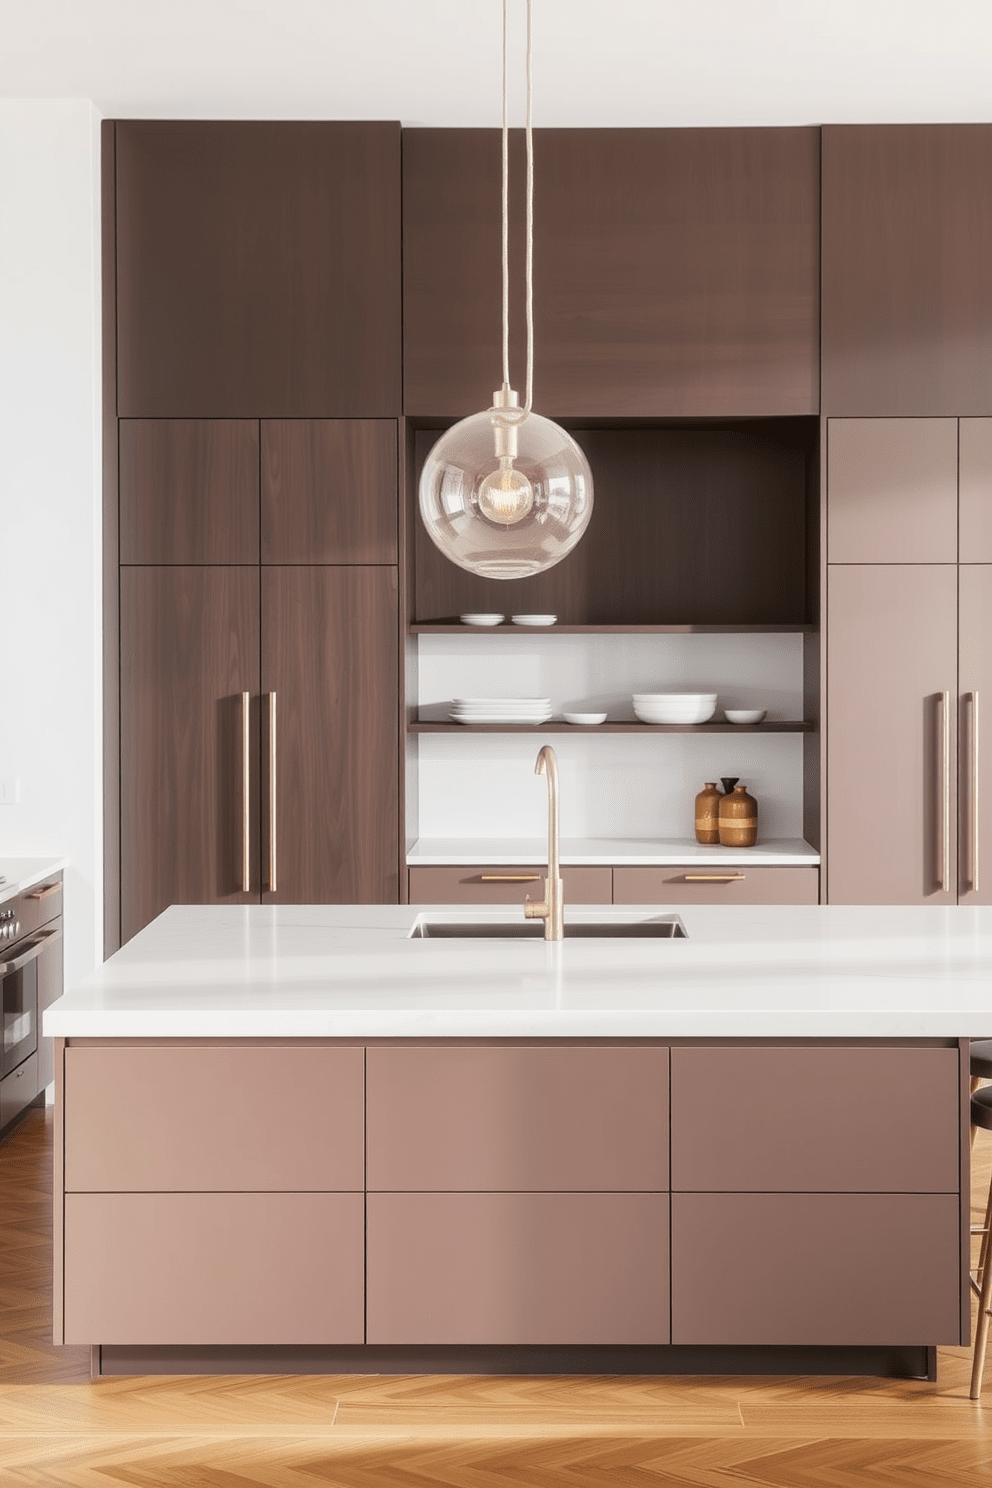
(267, 692), (277, 894)
(937, 690), (951, 893)
(970, 691), (981, 895)
(241, 691), (251, 893)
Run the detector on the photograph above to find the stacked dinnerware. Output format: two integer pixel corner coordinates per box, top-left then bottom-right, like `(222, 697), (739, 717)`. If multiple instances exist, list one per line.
(451, 697), (553, 725)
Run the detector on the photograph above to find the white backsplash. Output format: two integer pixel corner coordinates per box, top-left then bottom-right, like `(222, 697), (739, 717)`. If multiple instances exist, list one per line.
(414, 632), (807, 842)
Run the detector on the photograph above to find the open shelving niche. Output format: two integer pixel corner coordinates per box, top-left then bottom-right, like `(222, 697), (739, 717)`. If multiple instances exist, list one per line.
(404, 417), (821, 873)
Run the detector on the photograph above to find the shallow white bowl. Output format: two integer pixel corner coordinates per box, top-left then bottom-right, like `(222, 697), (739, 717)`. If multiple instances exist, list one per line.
(511, 614), (557, 626)
(725, 708), (767, 725)
(563, 711), (608, 726)
(460, 613), (504, 626)
(632, 692), (718, 725)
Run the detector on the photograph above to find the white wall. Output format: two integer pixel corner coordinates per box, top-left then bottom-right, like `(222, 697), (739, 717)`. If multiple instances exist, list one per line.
(0, 99), (102, 993)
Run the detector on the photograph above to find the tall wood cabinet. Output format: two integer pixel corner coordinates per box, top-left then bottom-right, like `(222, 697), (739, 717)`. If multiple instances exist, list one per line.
(107, 122), (403, 948)
(826, 419), (992, 904)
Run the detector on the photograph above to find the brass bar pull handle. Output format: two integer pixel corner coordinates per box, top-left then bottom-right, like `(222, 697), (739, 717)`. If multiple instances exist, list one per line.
(684, 874), (746, 883)
(480, 874), (541, 882)
(268, 692), (277, 894)
(938, 690), (951, 894)
(26, 883), (60, 901)
(241, 692), (250, 893)
(971, 691), (981, 895)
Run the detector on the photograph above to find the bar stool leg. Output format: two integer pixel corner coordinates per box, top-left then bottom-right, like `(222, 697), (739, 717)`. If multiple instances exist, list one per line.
(972, 1172), (992, 1399)
(974, 1077), (984, 1152)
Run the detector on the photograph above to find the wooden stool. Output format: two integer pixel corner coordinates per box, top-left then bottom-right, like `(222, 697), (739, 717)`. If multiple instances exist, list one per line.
(970, 1083), (992, 1397)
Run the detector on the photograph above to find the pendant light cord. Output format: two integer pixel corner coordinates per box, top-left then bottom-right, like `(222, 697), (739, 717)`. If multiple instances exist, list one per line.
(498, 0), (533, 421)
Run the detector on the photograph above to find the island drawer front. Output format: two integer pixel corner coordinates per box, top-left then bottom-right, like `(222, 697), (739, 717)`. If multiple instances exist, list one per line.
(670, 1046), (959, 1193)
(672, 1193), (961, 1345)
(367, 1045), (669, 1191)
(408, 865), (612, 905)
(64, 1045), (365, 1192)
(64, 1192), (365, 1345)
(614, 865), (819, 904)
(367, 1192), (670, 1345)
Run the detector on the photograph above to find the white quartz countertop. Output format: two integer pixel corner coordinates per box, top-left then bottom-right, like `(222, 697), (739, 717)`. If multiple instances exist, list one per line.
(0, 858), (67, 905)
(44, 901), (992, 1039)
(407, 837), (820, 866)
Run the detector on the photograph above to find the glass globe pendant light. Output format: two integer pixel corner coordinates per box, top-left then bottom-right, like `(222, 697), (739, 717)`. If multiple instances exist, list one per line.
(418, 0), (593, 580)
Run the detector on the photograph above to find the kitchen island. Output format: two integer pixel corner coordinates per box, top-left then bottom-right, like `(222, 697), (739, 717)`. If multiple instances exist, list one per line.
(45, 902), (988, 1378)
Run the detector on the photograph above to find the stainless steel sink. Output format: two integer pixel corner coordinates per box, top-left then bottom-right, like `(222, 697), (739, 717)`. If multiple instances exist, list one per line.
(410, 916), (687, 939)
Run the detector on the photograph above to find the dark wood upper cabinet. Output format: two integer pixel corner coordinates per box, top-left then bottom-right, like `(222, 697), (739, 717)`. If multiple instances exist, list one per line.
(115, 121), (401, 417)
(403, 127), (820, 417)
(120, 419), (260, 564)
(261, 420), (398, 564)
(822, 125), (992, 416)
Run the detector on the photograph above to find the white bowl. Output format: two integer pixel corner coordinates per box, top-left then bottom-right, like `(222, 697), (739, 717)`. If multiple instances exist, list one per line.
(460, 613), (504, 626)
(511, 614), (557, 626)
(632, 692), (717, 725)
(725, 708), (767, 725)
(563, 711), (608, 726)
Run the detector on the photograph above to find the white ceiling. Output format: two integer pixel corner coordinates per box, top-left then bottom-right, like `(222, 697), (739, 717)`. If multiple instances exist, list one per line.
(3, 0), (991, 127)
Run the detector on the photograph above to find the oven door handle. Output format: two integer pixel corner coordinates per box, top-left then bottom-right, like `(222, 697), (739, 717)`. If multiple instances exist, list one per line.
(0, 926), (61, 977)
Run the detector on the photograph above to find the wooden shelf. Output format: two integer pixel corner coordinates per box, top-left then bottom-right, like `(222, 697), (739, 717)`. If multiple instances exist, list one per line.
(410, 721), (814, 735)
(410, 623), (817, 636)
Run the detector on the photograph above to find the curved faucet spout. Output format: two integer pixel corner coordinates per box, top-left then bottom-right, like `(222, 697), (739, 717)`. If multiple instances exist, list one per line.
(525, 744), (564, 940)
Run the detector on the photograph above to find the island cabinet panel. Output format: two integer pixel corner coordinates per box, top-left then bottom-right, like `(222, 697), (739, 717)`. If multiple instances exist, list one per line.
(63, 1046), (365, 1193)
(260, 419), (398, 565)
(367, 1192), (670, 1345)
(366, 1045), (669, 1192)
(120, 566), (261, 942)
(670, 1047), (959, 1194)
(672, 1193), (961, 1345)
(403, 127), (820, 417)
(960, 420), (992, 562)
(408, 865), (612, 906)
(826, 563), (959, 904)
(614, 865), (818, 906)
(64, 1192), (365, 1345)
(119, 419), (261, 565)
(261, 566), (400, 904)
(826, 419), (959, 564)
(115, 121), (401, 417)
(822, 124), (992, 416)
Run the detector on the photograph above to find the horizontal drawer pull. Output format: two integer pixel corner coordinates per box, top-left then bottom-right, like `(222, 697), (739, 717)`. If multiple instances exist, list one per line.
(26, 883), (60, 901)
(480, 874), (542, 882)
(683, 874), (746, 883)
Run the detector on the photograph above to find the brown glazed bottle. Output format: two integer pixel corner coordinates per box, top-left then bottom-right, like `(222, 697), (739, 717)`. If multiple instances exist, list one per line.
(719, 783), (758, 848)
(694, 782), (722, 845)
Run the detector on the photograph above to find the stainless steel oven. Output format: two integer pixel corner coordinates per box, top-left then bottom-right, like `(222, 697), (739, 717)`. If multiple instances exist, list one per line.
(0, 895), (61, 1080)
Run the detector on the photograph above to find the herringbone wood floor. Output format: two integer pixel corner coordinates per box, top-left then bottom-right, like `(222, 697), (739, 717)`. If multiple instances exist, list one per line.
(5, 1107), (992, 1485)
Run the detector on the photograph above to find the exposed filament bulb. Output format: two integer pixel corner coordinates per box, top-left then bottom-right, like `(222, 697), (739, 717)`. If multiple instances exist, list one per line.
(477, 456), (535, 526)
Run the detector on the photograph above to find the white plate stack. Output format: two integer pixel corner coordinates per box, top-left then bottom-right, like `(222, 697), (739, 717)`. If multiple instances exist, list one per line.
(450, 697), (553, 725)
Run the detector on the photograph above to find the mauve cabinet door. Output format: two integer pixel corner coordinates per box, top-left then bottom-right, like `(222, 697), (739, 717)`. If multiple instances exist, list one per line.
(120, 566), (260, 942)
(827, 419), (958, 563)
(959, 565), (992, 904)
(65, 1192), (364, 1345)
(826, 564), (958, 904)
(261, 566), (399, 904)
(367, 1045), (668, 1192)
(672, 1193), (961, 1345)
(367, 1192), (670, 1345)
(261, 420), (398, 565)
(119, 419), (260, 564)
(64, 1045), (365, 1193)
(960, 420), (992, 563)
(671, 1046), (959, 1194)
